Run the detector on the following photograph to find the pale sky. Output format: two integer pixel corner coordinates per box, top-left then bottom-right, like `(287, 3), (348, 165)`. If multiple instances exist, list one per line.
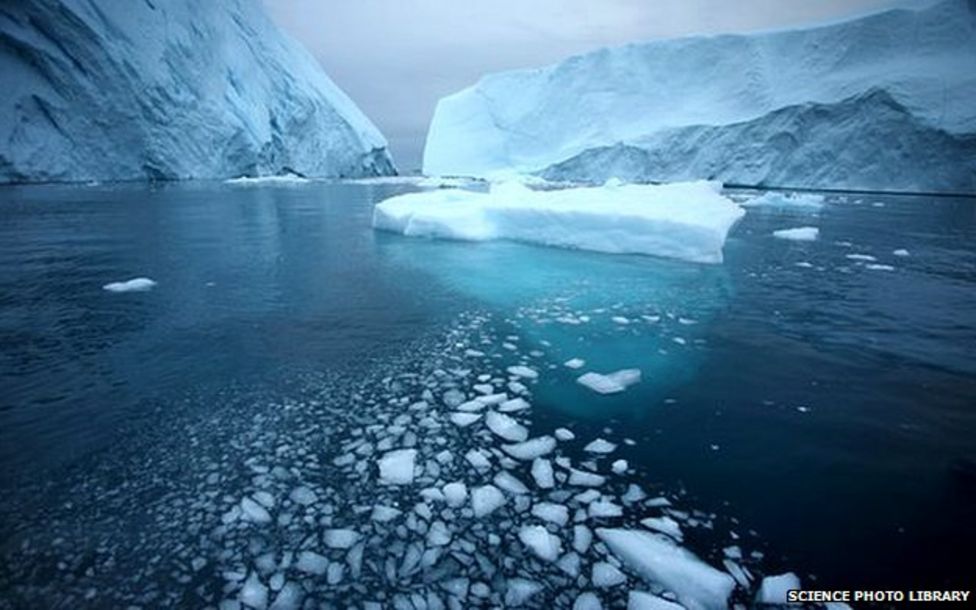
(263, 0), (916, 171)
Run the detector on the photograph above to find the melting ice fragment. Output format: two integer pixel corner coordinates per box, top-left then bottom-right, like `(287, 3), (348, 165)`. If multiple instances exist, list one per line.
(597, 528), (735, 610)
(485, 411), (529, 442)
(373, 181), (744, 264)
(378, 449), (416, 485)
(507, 365), (539, 379)
(584, 438), (617, 454)
(503, 436), (556, 460)
(627, 591), (685, 610)
(471, 485), (507, 517)
(740, 192), (825, 210)
(756, 572), (801, 605)
(773, 227), (819, 241)
(577, 370), (641, 395)
(518, 525), (563, 561)
(323, 529), (361, 549)
(102, 277), (157, 292)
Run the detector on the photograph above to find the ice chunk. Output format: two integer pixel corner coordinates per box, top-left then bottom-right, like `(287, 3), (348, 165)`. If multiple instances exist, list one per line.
(741, 192), (825, 209)
(555, 428), (576, 441)
(465, 449), (492, 471)
(627, 591), (684, 610)
(588, 501), (623, 518)
(268, 582), (304, 610)
(640, 517), (683, 542)
(865, 263), (895, 271)
(846, 253), (877, 261)
(565, 358), (586, 369)
(427, 521), (453, 546)
(756, 572), (801, 605)
(569, 469), (606, 487)
(289, 486), (317, 506)
(577, 370), (641, 394)
(323, 529), (361, 549)
(612, 460), (629, 474)
(498, 397), (531, 413)
(573, 525), (593, 553)
(532, 502), (570, 526)
(378, 449), (416, 485)
(531, 458), (555, 489)
(102, 277), (157, 293)
(518, 525), (562, 561)
(373, 181), (745, 264)
(893, 248), (910, 257)
(450, 413), (482, 427)
(240, 572), (268, 610)
(471, 485), (507, 517)
(443, 388), (467, 407)
(494, 471), (530, 495)
(597, 528), (734, 610)
(485, 411), (529, 442)
(505, 578), (543, 606)
(507, 365), (539, 379)
(241, 497), (272, 524)
(442, 482), (469, 508)
(773, 227), (819, 241)
(456, 399), (488, 412)
(371, 505), (402, 522)
(584, 438), (617, 454)
(573, 592), (603, 610)
(593, 562), (627, 587)
(503, 436), (556, 460)
(295, 551), (329, 576)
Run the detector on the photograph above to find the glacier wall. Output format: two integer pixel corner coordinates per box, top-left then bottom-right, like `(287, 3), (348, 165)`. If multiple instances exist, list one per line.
(0, 0), (395, 184)
(423, 0), (976, 193)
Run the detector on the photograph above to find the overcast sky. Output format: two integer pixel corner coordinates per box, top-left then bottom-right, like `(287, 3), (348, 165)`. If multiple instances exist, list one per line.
(264, 0), (914, 171)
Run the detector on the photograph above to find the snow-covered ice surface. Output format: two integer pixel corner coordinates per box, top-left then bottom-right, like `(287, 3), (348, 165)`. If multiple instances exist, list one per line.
(0, 311), (784, 608)
(0, 0), (395, 183)
(373, 180), (745, 264)
(423, 0), (976, 193)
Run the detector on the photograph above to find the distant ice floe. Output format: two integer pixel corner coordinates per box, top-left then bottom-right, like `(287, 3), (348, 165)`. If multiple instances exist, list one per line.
(373, 180), (744, 264)
(102, 277), (157, 292)
(577, 369), (642, 395)
(224, 173), (310, 185)
(772, 227), (819, 242)
(740, 191), (826, 210)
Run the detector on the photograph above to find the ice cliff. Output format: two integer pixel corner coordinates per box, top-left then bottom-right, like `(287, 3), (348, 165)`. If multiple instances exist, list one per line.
(423, 0), (976, 193)
(0, 0), (395, 183)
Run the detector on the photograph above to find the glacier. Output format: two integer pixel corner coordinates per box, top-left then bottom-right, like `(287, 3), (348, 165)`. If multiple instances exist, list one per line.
(0, 0), (395, 184)
(372, 180), (745, 264)
(423, 0), (976, 194)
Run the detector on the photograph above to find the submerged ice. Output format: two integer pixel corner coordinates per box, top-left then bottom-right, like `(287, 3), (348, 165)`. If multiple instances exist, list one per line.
(373, 180), (744, 264)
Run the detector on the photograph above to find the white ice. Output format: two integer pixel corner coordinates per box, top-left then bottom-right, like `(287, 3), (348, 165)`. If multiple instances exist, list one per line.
(102, 278), (157, 293)
(518, 525), (563, 562)
(740, 192), (825, 210)
(485, 411), (529, 442)
(597, 528), (735, 610)
(756, 572), (801, 605)
(773, 227), (819, 242)
(377, 449), (416, 485)
(373, 181), (745, 264)
(502, 436), (556, 460)
(471, 485), (506, 517)
(577, 369), (642, 395)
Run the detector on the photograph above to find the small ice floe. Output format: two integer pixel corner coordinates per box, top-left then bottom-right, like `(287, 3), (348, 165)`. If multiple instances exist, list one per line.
(756, 572), (801, 605)
(465, 449), (492, 471)
(442, 481), (468, 507)
(588, 501), (623, 518)
(531, 458), (555, 489)
(449, 412), (481, 427)
(584, 438), (617, 454)
(377, 449), (416, 485)
(240, 497), (272, 524)
(493, 471), (530, 495)
(485, 411), (529, 442)
(498, 397), (530, 413)
(295, 551), (329, 575)
(102, 277), (157, 292)
(641, 517), (683, 542)
(845, 253), (877, 262)
(568, 469), (606, 487)
(865, 263), (895, 271)
(225, 173), (308, 185)
(323, 529), (360, 549)
(564, 358), (586, 369)
(532, 502), (570, 526)
(239, 572), (269, 608)
(612, 316), (630, 325)
(518, 525), (562, 561)
(611, 459), (629, 475)
(370, 505), (401, 522)
(741, 191), (825, 210)
(554, 428), (576, 441)
(572, 592), (603, 610)
(502, 436), (556, 460)
(288, 486), (317, 506)
(893, 248), (910, 257)
(772, 227), (819, 241)
(794, 261), (814, 268)
(577, 369), (641, 395)
(505, 579), (544, 606)
(471, 485), (506, 517)
(592, 562), (627, 587)
(597, 528), (735, 610)
(507, 365), (539, 379)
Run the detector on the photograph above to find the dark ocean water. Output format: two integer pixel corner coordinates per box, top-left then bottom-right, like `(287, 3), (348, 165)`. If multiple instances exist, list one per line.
(0, 180), (973, 606)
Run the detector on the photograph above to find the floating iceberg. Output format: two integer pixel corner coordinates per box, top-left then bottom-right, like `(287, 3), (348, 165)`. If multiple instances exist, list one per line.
(773, 227), (819, 242)
(1, 0), (395, 183)
(373, 181), (744, 264)
(102, 278), (157, 293)
(423, 0), (976, 193)
(740, 192), (825, 210)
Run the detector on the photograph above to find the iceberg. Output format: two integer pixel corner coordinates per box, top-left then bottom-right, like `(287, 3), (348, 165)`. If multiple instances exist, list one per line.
(102, 277), (157, 293)
(1, 0), (395, 183)
(423, 0), (976, 194)
(373, 180), (744, 264)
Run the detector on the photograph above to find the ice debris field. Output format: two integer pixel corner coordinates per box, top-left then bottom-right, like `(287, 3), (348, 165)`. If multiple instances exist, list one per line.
(373, 180), (745, 264)
(0, 310), (812, 610)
